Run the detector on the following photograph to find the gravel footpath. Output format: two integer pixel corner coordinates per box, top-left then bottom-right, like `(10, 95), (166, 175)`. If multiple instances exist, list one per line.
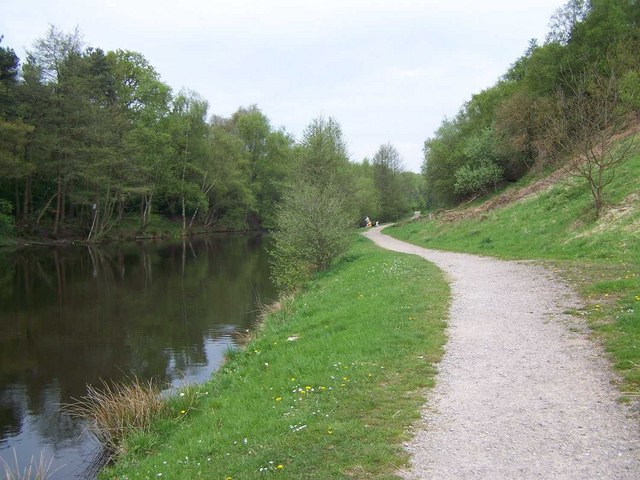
(362, 226), (640, 479)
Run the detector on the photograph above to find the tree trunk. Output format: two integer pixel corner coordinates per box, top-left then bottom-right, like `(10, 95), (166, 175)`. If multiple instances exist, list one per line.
(14, 183), (20, 220)
(188, 205), (199, 230)
(23, 176), (32, 223)
(117, 196), (124, 225)
(87, 201), (98, 241)
(181, 195), (186, 234)
(60, 189), (66, 227)
(140, 192), (153, 231)
(53, 174), (63, 235)
(181, 161), (187, 236)
(181, 130), (189, 236)
(36, 191), (57, 226)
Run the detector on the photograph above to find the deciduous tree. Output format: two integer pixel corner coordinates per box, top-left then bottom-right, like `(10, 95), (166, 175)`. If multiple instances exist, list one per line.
(553, 69), (636, 217)
(270, 116), (352, 290)
(372, 143), (409, 221)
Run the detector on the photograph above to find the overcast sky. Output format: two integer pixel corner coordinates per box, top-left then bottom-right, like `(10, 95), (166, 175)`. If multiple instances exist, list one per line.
(2, 0), (564, 172)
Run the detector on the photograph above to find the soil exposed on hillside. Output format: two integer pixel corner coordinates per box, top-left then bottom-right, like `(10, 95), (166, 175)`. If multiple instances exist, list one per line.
(363, 226), (640, 479)
(437, 167), (569, 223)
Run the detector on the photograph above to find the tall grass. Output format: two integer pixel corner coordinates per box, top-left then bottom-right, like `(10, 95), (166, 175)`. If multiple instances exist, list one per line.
(0, 450), (58, 480)
(64, 377), (167, 459)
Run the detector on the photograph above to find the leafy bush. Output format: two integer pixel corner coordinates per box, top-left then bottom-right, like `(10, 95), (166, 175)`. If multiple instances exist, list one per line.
(270, 183), (352, 290)
(454, 161), (503, 197)
(270, 116), (353, 291)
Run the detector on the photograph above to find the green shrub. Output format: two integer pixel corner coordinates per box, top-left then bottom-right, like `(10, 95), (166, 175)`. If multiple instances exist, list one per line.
(270, 183), (352, 290)
(454, 161), (503, 197)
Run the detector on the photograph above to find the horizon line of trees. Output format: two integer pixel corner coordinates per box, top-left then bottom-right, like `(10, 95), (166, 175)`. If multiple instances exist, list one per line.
(421, 0), (639, 216)
(0, 26), (419, 242)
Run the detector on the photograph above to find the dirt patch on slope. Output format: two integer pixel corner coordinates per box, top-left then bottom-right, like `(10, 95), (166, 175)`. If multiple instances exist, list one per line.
(437, 167), (570, 223)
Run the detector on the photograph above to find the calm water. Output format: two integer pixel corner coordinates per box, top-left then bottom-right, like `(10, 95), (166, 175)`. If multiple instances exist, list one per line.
(0, 234), (276, 479)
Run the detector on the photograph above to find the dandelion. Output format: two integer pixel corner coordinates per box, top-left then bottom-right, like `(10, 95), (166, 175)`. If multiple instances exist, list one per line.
(277, 464), (284, 470)
(180, 410), (186, 414)
(275, 397), (282, 402)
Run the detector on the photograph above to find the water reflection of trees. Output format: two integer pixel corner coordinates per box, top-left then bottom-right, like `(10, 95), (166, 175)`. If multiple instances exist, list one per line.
(0, 234), (275, 452)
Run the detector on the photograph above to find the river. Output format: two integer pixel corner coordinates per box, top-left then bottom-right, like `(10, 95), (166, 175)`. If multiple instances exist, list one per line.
(0, 234), (276, 479)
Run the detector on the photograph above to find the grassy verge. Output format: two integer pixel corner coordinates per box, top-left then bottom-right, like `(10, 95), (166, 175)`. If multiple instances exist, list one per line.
(387, 152), (640, 395)
(101, 234), (449, 479)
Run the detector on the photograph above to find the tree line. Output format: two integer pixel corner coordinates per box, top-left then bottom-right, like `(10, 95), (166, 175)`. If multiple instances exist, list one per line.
(422, 0), (639, 216)
(0, 26), (419, 242)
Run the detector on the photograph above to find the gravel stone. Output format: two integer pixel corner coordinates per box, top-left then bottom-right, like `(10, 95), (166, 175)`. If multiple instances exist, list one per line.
(363, 226), (640, 479)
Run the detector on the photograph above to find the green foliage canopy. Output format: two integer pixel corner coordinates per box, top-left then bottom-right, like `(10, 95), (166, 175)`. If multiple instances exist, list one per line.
(420, 0), (640, 211)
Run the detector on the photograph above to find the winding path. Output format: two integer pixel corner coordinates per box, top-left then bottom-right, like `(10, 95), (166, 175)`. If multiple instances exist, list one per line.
(363, 226), (640, 479)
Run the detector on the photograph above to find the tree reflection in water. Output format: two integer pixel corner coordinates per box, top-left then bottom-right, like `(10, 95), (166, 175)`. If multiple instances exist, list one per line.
(0, 234), (275, 479)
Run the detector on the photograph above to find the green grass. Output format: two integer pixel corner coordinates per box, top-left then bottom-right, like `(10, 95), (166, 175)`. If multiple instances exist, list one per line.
(101, 235), (449, 479)
(388, 152), (640, 394)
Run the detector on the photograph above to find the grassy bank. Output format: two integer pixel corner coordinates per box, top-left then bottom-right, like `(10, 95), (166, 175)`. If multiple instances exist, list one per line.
(387, 151), (640, 394)
(102, 235), (449, 479)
